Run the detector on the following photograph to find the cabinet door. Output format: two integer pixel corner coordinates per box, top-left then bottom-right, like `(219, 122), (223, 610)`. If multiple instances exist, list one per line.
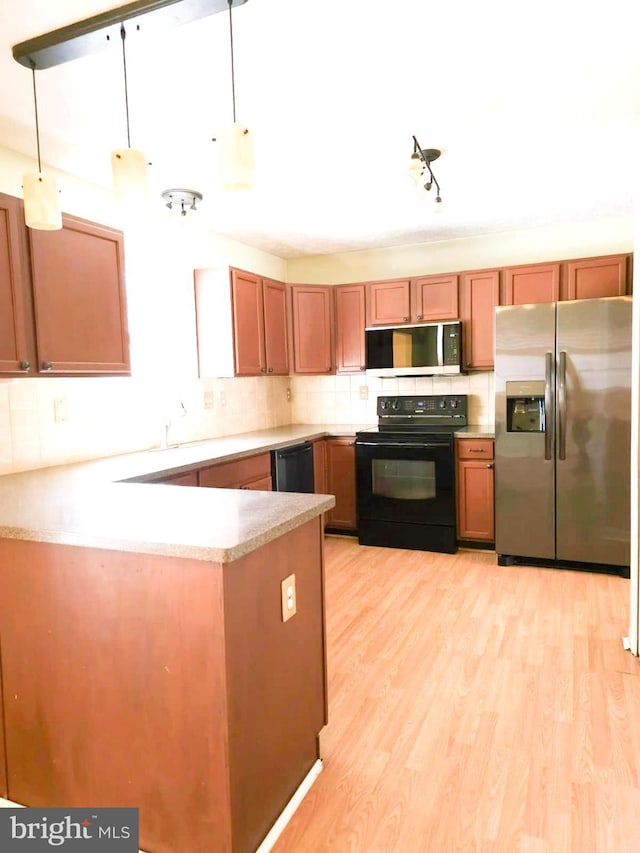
(456, 460), (495, 541)
(29, 215), (130, 375)
(312, 439), (327, 495)
(240, 475), (273, 491)
(231, 268), (266, 376)
(335, 284), (366, 373)
(0, 643), (6, 797)
(565, 255), (629, 300)
(326, 437), (356, 530)
(291, 285), (333, 374)
(365, 279), (411, 326)
(412, 274), (459, 322)
(0, 192), (34, 375)
(262, 278), (289, 375)
(461, 270), (500, 370)
(503, 263), (560, 305)
(157, 471), (199, 486)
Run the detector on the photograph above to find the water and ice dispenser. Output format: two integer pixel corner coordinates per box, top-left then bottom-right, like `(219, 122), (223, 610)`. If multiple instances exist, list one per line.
(505, 381), (546, 432)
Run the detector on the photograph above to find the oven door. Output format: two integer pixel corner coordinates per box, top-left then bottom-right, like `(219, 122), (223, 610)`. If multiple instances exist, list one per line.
(355, 433), (455, 526)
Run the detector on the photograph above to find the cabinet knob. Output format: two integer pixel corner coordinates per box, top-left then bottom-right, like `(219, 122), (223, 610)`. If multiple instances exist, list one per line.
(403, 316), (409, 322)
(360, 365), (366, 371)
(417, 314), (423, 321)
(41, 361), (53, 371)
(326, 366), (331, 372)
(20, 360), (31, 372)
(487, 463), (494, 469)
(260, 367), (267, 373)
(268, 367), (273, 373)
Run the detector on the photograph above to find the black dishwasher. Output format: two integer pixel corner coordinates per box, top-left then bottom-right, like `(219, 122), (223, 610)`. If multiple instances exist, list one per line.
(271, 442), (315, 493)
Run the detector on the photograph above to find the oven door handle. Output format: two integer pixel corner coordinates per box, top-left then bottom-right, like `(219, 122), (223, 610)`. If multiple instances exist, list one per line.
(355, 440), (450, 449)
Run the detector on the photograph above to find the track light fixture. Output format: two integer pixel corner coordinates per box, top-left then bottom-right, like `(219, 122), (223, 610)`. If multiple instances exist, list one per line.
(408, 136), (442, 205)
(22, 65), (62, 230)
(161, 188), (203, 216)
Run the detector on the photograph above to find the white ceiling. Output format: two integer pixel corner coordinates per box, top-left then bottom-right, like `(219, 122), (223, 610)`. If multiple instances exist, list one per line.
(0, 0), (638, 258)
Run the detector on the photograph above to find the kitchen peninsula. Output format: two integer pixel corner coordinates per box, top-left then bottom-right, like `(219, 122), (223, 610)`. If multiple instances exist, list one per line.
(0, 426), (341, 853)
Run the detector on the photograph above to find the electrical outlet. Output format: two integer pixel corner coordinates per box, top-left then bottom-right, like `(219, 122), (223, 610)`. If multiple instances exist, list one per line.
(219, 391), (227, 407)
(53, 398), (68, 422)
(286, 387), (292, 402)
(203, 390), (215, 410)
(359, 385), (369, 401)
(281, 573), (297, 622)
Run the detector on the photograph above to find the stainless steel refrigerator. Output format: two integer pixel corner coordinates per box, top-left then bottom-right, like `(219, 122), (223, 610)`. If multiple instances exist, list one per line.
(494, 296), (632, 570)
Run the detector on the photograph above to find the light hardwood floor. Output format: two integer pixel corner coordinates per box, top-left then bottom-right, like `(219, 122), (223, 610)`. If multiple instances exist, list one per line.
(274, 536), (640, 852)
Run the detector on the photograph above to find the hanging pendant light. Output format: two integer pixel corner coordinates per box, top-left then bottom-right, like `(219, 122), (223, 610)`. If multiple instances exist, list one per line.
(215, 0), (254, 190)
(22, 66), (62, 230)
(111, 24), (149, 205)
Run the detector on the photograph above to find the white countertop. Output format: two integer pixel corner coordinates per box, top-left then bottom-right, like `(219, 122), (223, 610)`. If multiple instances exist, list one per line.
(0, 425), (367, 564)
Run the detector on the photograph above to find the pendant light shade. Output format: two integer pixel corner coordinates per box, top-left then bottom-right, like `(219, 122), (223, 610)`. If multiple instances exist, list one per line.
(111, 147), (149, 203)
(111, 25), (149, 207)
(22, 172), (62, 230)
(215, 0), (255, 191)
(23, 66), (62, 230)
(218, 123), (254, 190)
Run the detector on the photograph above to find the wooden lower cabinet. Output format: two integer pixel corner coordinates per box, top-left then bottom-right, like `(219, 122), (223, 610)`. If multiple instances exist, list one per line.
(156, 470), (199, 486)
(325, 437), (357, 531)
(0, 521), (326, 852)
(456, 439), (495, 542)
(198, 452), (273, 491)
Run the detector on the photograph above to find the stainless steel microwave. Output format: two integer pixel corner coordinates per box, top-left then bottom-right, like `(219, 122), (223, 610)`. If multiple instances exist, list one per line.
(365, 321), (462, 377)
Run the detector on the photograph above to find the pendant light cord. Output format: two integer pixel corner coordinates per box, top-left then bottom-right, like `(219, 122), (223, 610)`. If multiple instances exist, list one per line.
(30, 65), (42, 175)
(119, 24), (132, 148)
(228, 0), (236, 123)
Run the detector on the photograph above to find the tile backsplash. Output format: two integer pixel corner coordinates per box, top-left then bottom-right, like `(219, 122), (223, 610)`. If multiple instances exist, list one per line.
(0, 371), (494, 475)
(0, 375), (292, 476)
(290, 372), (495, 426)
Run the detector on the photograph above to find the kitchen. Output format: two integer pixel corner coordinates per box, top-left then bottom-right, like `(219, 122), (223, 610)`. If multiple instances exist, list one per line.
(0, 0), (640, 851)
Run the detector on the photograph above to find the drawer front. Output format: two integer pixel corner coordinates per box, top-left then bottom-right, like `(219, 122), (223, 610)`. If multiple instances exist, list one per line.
(457, 438), (494, 461)
(199, 452), (271, 488)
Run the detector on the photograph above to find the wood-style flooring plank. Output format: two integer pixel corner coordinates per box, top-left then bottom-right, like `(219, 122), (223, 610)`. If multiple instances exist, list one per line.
(274, 538), (640, 852)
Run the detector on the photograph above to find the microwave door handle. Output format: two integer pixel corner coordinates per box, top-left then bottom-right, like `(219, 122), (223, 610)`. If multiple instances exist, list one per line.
(544, 351), (553, 461)
(437, 324), (444, 367)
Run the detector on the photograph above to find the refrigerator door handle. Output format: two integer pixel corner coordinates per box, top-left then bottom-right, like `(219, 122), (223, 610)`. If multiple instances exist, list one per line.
(558, 350), (567, 460)
(545, 351), (553, 461)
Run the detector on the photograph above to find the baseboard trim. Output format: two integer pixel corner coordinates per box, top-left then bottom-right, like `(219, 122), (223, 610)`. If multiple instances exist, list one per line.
(255, 759), (323, 853)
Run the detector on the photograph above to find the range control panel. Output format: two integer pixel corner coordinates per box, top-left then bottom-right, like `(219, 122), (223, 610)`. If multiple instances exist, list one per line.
(377, 395), (468, 427)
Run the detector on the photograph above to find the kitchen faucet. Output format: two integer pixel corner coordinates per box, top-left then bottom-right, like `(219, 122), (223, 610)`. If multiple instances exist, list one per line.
(161, 400), (187, 449)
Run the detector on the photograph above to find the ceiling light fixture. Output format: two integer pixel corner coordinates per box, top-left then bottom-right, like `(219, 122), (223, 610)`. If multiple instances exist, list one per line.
(22, 65), (62, 230)
(213, 0), (255, 190)
(408, 136), (442, 206)
(161, 188), (203, 215)
(111, 24), (149, 205)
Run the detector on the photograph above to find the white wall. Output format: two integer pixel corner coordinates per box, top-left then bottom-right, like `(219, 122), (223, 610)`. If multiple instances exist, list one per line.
(287, 216), (634, 284)
(0, 144), (291, 474)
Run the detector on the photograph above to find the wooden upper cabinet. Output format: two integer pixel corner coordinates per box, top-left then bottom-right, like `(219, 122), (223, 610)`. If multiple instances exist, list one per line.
(231, 269), (265, 375)
(0, 192), (34, 375)
(461, 269), (500, 370)
(335, 284), (366, 373)
(230, 269), (289, 376)
(365, 279), (411, 326)
(503, 263), (560, 305)
(262, 278), (289, 375)
(412, 274), (458, 322)
(29, 214), (130, 375)
(564, 254), (629, 300)
(290, 284), (333, 374)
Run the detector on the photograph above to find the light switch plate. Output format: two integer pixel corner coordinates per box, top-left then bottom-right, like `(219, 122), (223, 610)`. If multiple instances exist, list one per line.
(281, 573), (296, 622)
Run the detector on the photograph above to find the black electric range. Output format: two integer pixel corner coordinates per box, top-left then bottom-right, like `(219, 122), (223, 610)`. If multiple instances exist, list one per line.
(355, 395), (468, 553)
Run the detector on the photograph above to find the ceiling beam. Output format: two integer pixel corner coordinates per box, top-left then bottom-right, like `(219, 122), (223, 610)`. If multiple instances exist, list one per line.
(12, 0), (248, 70)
